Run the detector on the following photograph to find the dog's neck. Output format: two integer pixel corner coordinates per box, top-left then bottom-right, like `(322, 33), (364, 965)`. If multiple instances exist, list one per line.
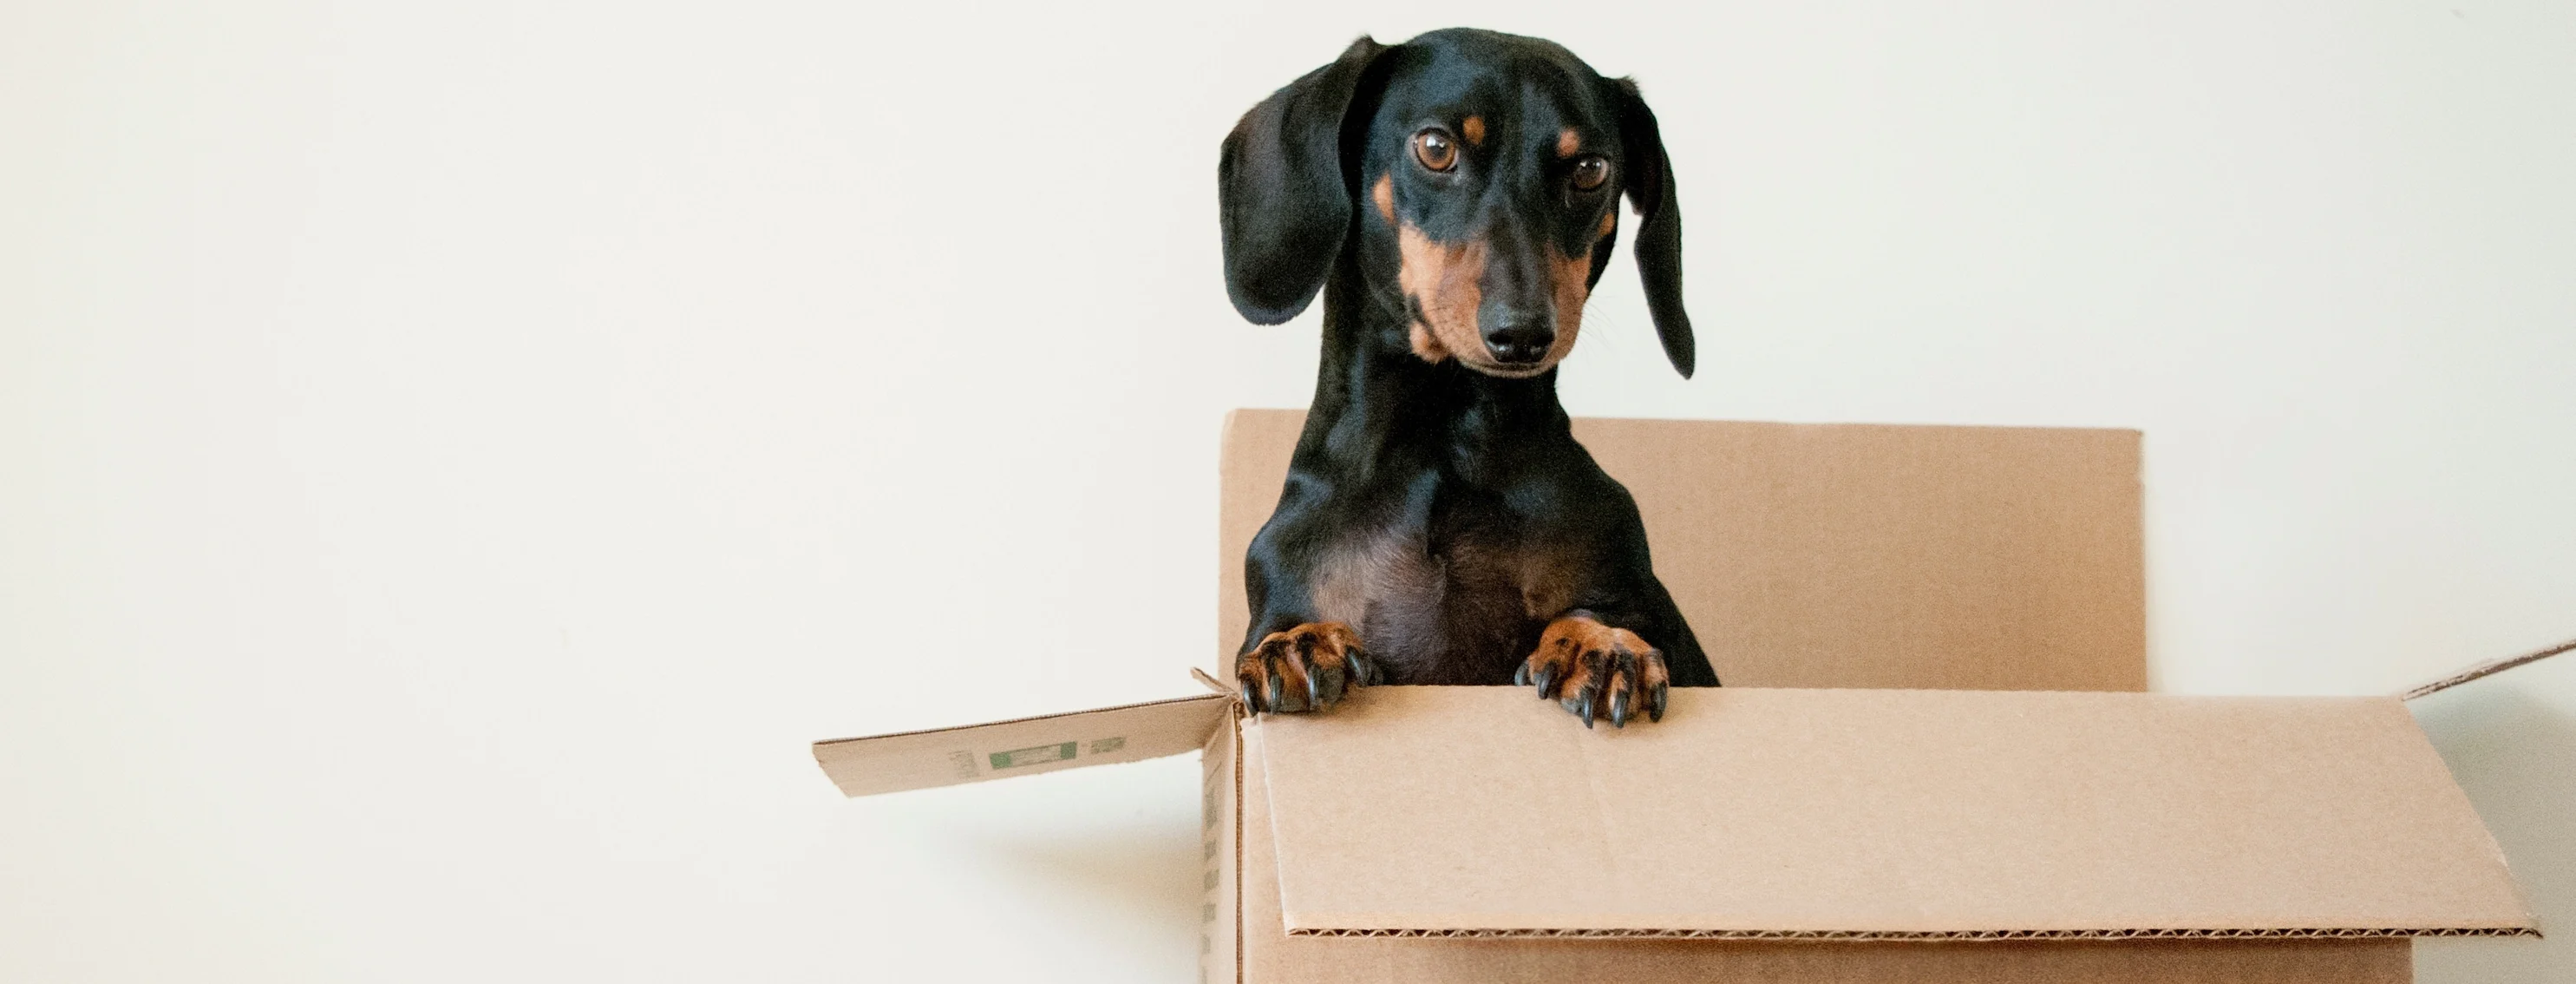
(1298, 272), (1576, 488)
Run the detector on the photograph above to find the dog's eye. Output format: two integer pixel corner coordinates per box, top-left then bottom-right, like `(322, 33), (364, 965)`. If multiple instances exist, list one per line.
(1570, 156), (1610, 191)
(1413, 130), (1457, 173)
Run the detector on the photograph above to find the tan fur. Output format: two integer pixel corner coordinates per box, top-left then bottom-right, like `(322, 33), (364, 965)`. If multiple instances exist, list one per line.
(1398, 222), (1596, 375)
(1522, 613), (1670, 712)
(1461, 115), (1485, 146)
(1372, 174), (1395, 222)
(1237, 621), (1365, 711)
(1396, 222), (1488, 368)
(1546, 244), (1593, 366)
(1557, 128), (1581, 157)
(1408, 321), (1448, 363)
(1535, 614), (1657, 667)
(1598, 211), (1617, 239)
(1518, 555), (1577, 622)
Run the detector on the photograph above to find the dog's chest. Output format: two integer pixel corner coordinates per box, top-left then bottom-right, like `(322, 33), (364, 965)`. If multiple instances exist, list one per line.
(1306, 506), (1576, 684)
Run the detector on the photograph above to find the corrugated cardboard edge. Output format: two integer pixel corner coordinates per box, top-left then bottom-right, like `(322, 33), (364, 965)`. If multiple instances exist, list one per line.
(1193, 698), (1246, 984)
(1284, 926), (2535, 941)
(1232, 709), (1247, 983)
(2400, 635), (2576, 701)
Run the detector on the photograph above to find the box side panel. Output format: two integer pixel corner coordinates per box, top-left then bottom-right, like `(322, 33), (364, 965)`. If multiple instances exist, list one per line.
(1252, 937), (2407, 984)
(1216, 410), (2146, 692)
(1239, 721), (1408, 982)
(1216, 409), (1304, 672)
(812, 693), (1229, 797)
(1573, 417), (2145, 692)
(1241, 718), (2408, 984)
(1258, 687), (2533, 937)
(1200, 713), (1239, 984)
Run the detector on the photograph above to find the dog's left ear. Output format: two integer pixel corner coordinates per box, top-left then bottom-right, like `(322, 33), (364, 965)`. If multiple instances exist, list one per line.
(1219, 36), (1389, 325)
(1612, 77), (1694, 378)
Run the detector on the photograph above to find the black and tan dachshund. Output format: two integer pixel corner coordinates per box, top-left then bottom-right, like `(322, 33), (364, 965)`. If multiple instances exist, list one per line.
(1220, 28), (1716, 727)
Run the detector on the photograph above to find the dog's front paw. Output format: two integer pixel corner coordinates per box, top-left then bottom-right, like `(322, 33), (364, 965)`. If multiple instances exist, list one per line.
(1237, 621), (1379, 713)
(1515, 614), (1670, 728)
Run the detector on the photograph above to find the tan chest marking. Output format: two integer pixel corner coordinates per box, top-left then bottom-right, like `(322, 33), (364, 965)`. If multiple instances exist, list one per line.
(1308, 530), (1436, 629)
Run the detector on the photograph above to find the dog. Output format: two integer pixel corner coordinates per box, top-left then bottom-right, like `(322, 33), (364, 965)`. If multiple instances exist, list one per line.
(1220, 28), (1716, 728)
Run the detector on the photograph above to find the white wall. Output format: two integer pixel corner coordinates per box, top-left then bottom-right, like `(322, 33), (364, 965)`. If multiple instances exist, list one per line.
(3, 2), (2569, 980)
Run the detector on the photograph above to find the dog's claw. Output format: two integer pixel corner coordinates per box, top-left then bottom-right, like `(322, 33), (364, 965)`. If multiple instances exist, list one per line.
(1349, 648), (1377, 688)
(1518, 614), (1672, 731)
(1309, 659), (1345, 709)
(1236, 621), (1370, 715)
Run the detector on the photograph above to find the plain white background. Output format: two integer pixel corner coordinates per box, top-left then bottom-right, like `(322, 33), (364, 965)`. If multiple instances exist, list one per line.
(4, 1), (2570, 980)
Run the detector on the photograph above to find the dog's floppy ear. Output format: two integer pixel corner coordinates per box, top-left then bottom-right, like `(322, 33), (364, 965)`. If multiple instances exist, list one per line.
(1612, 77), (1694, 378)
(1219, 36), (1389, 325)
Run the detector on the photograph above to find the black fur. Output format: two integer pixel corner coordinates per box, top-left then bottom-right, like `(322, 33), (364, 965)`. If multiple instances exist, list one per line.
(1220, 28), (1716, 714)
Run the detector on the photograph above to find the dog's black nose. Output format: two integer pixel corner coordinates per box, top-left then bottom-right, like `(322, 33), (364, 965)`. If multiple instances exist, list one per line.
(1484, 320), (1553, 364)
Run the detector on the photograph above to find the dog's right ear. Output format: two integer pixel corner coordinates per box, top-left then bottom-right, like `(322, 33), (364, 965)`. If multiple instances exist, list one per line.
(1219, 36), (1389, 325)
(1612, 76), (1695, 378)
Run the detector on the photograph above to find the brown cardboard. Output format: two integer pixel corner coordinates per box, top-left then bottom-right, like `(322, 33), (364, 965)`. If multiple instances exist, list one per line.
(1254, 686), (2533, 940)
(814, 686), (2529, 979)
(1199, 701), (1241, 984)
(1218, 410), (2146, 692)
(811, 414), (2534, 983)
(1234, 715), (2419, 984)
(812, 693), (1229, 797)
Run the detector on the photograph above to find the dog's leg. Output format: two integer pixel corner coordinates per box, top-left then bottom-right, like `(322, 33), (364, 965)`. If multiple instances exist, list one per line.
(1237, 493), (1383, 713)
(1237, 621), (1380, 713)
(1514, 611), (1671, 727)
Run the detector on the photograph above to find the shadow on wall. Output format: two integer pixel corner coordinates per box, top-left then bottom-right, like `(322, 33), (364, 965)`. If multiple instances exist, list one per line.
(2411, 659), (2576, 983)
(853, 754), (1207, 969)
(951, 804), (1203, 935)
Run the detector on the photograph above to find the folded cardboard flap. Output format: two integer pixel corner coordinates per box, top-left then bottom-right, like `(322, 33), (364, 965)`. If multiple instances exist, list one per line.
(813, 693), (1231, 797)
(1254, 686), (2536, 941)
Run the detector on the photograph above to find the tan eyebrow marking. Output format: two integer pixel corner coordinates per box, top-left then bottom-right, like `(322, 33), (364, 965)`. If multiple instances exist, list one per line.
(1372, 174), (1395, 222)
(1461, 116), (1485, 146)
(1557, 128), (1581, 157)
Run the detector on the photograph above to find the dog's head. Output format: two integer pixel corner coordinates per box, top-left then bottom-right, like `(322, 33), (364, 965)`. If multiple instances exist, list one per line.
(1219, 28), (1693, 378)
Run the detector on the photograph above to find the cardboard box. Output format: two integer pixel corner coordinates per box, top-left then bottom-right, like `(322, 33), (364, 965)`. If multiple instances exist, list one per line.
(816, 412), (2536, 982)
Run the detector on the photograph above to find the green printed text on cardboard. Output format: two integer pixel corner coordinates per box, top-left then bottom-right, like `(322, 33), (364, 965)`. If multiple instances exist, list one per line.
(990, 742), (1078, 770)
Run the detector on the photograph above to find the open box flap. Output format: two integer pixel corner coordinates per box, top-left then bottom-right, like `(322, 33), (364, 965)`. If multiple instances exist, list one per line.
(1256, 686), (2536, 940)
(814, 693), (1232, 797)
